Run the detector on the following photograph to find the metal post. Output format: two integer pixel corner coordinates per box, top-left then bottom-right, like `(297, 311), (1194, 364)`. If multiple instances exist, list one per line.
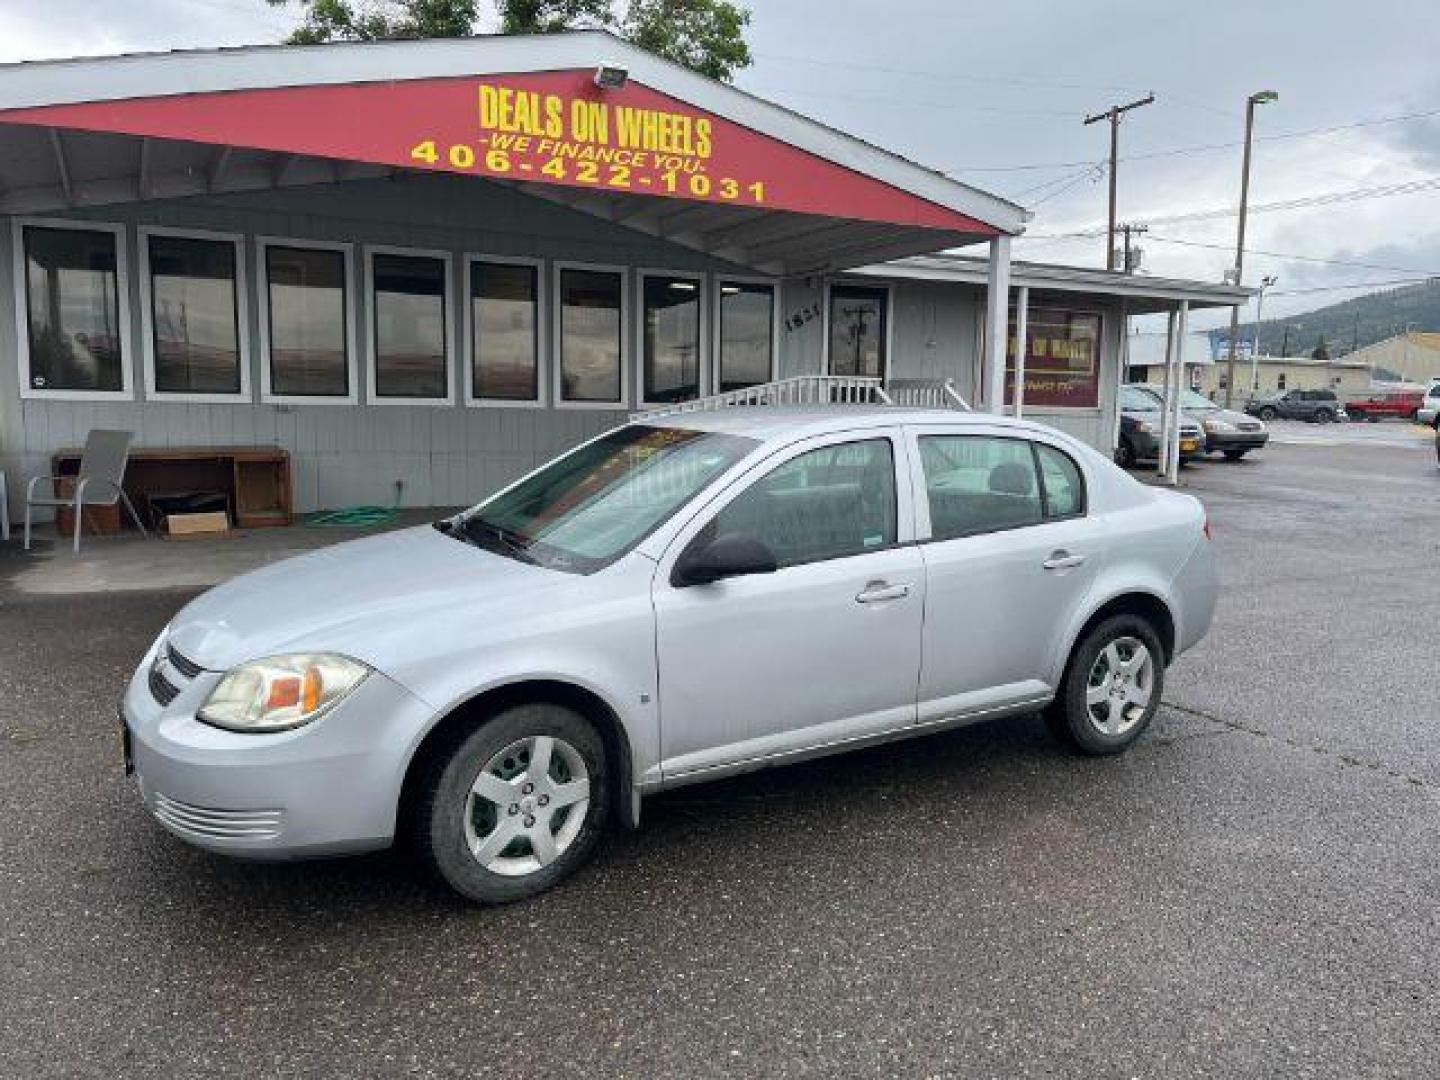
(984, 235), (1012, 414)
(1224, 90), (1278, 407)
(1166, 301), (1190, 485)
(1249, 278), (1271, 395)
(1013, 285), (1030, 418)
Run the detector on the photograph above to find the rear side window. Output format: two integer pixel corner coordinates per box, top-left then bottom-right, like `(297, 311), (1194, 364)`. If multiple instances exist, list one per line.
(919, 436), (1043, 538)
(1035, 443), (1085, 518)
(704, 438), (897, 568)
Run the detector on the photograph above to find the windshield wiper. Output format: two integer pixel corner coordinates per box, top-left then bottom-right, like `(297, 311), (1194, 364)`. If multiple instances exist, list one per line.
(462, 517), (539, 564)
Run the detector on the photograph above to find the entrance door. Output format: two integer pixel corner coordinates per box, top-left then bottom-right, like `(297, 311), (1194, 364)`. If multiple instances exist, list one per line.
(653, 430), (924, 781)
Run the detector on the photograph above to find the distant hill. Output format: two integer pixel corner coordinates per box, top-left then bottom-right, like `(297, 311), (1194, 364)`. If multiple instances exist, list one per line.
(1231, 277), (1440, 358)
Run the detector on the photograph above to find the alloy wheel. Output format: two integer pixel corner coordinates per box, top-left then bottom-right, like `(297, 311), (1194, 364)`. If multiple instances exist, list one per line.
(463, 735), (591, 877)
(1084, 636), (1155, 736)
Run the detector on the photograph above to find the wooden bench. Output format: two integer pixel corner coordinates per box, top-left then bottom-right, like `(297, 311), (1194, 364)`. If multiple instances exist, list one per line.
(51, 446), (292, 534)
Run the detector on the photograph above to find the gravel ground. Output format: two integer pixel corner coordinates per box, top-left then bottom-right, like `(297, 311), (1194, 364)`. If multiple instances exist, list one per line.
(1, 440), (1437, 1079)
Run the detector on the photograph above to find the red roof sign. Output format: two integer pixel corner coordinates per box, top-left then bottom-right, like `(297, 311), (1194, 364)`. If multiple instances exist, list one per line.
(0, 71), (996, 234)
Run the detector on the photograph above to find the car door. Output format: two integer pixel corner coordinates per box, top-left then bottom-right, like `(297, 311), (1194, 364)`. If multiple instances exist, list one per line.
(905, 427), (1103, 723)
(652, 429), (925, 781)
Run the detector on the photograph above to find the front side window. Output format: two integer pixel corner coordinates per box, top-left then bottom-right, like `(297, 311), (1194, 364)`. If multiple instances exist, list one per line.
(702, 439), (897, 568)
(459, 425), (755, 573)
(919, 435), (1043, 539)
(147, 234), (241, 395)
(718, 281), (774, 391)
(22, 225), (124, 393)
(372, 252), (448, 399)
(471, 260), (539, 401)
(559, 267), (623, 404)
(828, 285), (887, 378)
(642, 275), (701, 404)
(265, 245), (350, 398)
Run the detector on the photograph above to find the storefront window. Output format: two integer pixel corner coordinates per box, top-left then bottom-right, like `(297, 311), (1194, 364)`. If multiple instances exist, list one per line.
(1006, 307), (1102, 408)
(147, 234), (242, 395)
(828, 285), (887, 378)
(471, 260), (539, 402)
(371, 252), (449, 399)
(718, 281), (774, 391)
(642, 275), (701, 403)
(265, 245), (350, 398)
(559, 267), (623, 404)
(22, 225), (124, 393)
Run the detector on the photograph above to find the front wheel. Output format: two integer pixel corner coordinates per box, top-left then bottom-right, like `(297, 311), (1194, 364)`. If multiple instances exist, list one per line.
(1314, 409), (1335, 423)
(1257, 407), (1277, 421)
(413, 704), (610, 904)
(1045, 615), (1165, 756)
(1222, 448), (1248, 461)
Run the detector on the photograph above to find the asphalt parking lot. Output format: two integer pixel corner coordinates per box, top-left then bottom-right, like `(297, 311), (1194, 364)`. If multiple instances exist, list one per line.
(2, 435), (1438, 1079)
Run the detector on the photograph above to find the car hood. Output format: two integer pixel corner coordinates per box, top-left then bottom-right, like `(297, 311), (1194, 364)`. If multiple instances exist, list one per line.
(1200, 406), (1257, 426)
(167, 526), (569, 671)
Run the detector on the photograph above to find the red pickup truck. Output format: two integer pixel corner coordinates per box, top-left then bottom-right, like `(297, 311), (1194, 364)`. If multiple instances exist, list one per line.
(1344, 391), (1424, 422)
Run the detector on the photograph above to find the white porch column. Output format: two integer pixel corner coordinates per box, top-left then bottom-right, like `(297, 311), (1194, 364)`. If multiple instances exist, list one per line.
(1158, 308), (1178, 476)
(1164, 300), (1190, 484)
(1012, 285), (1030, 418)
(983, 234), (1012, 414)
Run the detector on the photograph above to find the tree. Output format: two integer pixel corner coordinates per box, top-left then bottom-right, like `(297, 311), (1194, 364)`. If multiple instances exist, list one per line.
(268, 0), (753, 82)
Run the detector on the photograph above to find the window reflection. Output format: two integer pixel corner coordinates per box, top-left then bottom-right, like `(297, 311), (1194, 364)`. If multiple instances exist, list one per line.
(149, 235), (241, 395)
(472, 261), (538, 401)
(718, 281), (773, 391)
(560, 268), (622, 404)
(373, 253), (448, 399)
(24, 226), (123, 392)
(266, 245), (349, 397)
(828, 285), (887, 378)
(643, 276), (700, 403)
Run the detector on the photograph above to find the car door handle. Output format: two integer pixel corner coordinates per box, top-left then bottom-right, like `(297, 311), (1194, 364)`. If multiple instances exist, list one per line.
(855, 580), (910, 604)
(1042, 551), (1087, 571)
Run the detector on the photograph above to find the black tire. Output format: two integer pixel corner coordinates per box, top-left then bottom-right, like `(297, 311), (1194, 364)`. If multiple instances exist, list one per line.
(1367, 414), (1380, 424)
(412, 703), (610, 904)
(1114, 438), (1137, 469)
(1313, 409), (1334, 423)
(1257, 407), (1276, 421)
(1044, 614), (1165, 756)
(1222, 448), (1248, 461)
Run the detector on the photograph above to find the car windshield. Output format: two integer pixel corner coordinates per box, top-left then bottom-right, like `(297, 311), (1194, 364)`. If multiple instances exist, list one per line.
(445, 424), (758, 574)
(1179, 389), (1218, 410)
(1120, 388), (1159, 411)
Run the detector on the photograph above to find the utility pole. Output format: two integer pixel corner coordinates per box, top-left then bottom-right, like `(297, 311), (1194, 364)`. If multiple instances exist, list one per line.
(1084, 94), (1156, 271)
(1117, 222), (1148, 274)
(1249, 275), (1276, 396)
(1223, 89), (1279, 406)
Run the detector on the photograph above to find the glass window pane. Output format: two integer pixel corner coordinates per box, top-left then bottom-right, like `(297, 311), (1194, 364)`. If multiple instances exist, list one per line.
(920, 436), (1043, 539)
(23, 226), (123, 393)
(266, 246), (349, 397)
(148, 235), (240, 395)
(1006, 307), (1101, 408)
(642, 275), (701, 403)
(373, 253), (448, 399)
(471, 261), (538, 401)
(705, 439), (896, 568)
(828, 285), (887, 378)
(1036, 443), (1085, 518)
(718, 281), (773, 391)
(560, 268), (623, 403)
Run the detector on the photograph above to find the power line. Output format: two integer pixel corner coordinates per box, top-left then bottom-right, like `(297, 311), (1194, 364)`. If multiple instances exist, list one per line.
(1267, 278), (1440, 297)
(1144, 234), (1440, 276)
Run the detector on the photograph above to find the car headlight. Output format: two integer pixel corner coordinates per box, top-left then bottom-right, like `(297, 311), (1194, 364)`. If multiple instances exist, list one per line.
(198, 654), (370, 733)
(1203, 418), (1236, 433)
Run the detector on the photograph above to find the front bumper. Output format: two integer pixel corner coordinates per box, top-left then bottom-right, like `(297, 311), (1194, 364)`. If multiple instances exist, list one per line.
(1205, 430), (1269, 452)
(121, 646), (437, 859)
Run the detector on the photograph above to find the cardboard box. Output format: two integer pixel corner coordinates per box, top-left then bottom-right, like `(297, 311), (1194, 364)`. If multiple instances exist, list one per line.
(163, 511), (231, 538)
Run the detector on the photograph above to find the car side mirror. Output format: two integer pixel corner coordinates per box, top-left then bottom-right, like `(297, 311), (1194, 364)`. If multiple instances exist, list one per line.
(672, 532), (778, 587)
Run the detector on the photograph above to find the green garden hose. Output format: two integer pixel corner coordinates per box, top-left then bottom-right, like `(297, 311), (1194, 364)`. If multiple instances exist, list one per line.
(305, 501), (399, 528)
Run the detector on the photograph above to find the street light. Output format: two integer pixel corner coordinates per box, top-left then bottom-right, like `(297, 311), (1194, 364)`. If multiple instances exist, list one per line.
(1223, 89), (1279, 407)
(1249, 274), (1277, 395)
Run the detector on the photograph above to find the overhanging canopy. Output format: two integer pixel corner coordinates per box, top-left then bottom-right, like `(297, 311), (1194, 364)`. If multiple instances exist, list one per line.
(0, 31), (1028, 275)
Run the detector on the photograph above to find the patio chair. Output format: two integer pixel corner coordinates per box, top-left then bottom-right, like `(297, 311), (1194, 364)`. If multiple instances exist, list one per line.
(24, 430), (149, 553)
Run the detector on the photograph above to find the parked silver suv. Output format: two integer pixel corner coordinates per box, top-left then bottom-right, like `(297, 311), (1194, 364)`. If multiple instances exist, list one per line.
(122, 407), (1217, 903)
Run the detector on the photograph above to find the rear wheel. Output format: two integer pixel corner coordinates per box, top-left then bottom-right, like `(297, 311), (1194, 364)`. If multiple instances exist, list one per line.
(1045, 615), (1164, 756)
(413, 703), (609, 904)
(1222, 448), (1248, 461)
(1314, 408), (1335, 423)
(1257, 407), (1277, 421)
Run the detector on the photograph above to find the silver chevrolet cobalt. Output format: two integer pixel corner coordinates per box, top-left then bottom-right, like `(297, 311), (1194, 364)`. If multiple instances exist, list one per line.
(123, 406), (1216, 903)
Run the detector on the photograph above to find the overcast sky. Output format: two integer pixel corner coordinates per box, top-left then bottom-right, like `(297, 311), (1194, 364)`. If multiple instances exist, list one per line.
(2, 0), (1437, 331)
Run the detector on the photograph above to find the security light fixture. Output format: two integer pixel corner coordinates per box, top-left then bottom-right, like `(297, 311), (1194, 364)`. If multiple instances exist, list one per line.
(594, 64), (629, 90)
(1250, 90), (1279, 105)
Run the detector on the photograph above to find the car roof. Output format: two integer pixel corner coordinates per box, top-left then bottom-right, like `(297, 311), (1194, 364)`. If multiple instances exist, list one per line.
(639, 405), (1054, 443)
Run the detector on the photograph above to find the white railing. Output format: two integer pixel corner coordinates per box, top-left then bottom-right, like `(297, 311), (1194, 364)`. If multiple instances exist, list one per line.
(632, 375), (970, 421)
(634, 375), (890, 419)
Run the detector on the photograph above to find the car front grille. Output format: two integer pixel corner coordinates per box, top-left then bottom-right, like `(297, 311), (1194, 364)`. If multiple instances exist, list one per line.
(151, 793), (284, 842)
(148, 663), (181, 706)
(1238, 421), (1264, 432)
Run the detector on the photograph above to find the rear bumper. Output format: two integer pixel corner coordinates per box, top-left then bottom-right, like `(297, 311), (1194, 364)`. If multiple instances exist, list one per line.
(1171, 536), (1218, 658)
(122, 650), (436, 859)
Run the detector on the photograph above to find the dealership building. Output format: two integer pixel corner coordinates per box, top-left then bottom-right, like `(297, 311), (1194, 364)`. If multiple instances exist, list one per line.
(0, 32), (1247, 525)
